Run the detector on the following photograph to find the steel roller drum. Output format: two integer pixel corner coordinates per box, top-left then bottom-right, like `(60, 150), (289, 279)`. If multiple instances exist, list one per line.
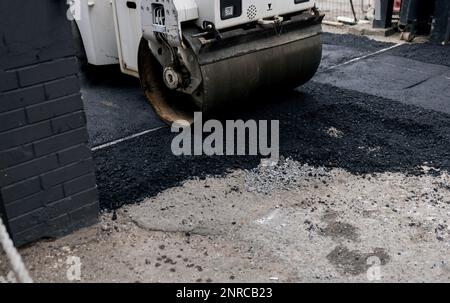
(138, 13), (323, 124)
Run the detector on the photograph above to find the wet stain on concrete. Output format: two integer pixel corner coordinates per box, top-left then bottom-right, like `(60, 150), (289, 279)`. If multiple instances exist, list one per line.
(326, 245), (390, 276)
(319, 210), (359, 242)
(320, 221), (360, 242)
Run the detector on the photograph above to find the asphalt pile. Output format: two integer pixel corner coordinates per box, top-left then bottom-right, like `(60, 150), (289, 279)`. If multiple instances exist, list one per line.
(245, 158), (330, 194)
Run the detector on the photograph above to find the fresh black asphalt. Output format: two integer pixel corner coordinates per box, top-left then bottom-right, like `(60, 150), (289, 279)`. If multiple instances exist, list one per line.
(80, 33), (450, 210)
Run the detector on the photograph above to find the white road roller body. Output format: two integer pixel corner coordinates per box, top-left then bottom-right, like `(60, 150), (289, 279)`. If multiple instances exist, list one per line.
(71, 0), (323, 122)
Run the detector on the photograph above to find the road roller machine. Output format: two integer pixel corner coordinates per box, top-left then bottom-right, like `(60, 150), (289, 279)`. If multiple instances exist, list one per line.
(71, 0), (323, 123)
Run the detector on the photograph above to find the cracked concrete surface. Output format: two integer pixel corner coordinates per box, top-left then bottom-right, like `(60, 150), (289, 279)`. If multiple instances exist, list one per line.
(2, 161), (450, 282)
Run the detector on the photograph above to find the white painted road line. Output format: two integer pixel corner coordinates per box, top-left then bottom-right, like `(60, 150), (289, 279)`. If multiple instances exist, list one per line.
(91, 126), (167, 151)
(327, 43), (404, 71)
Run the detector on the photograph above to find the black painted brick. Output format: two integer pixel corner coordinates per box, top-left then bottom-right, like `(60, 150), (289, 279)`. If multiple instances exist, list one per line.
(13, 210), (94, 246)
(63, 173), (96, 196)
(0, 0), (74, 70)
(9, 194), (92, 235)
(0, 71), (19, 92)
(12, 224), (47, 247)
(47, 188), (98, 219)
(0, 197), (7, 230)
(10, 188), (98, 235)
(0, 121), (52, 150)
(0, 154), (59, 187)
(40, 158), (95, 189)
(51, 111), (86, 134)
(9, 207), (46, 234)
(13, 211), (92, 247)
(26, 93), (83, 123)
(0, 85), (45, 113)
(17, 57), (79, 87)
(46, 214), (73, 237)
(5, 185), (64, 219)
(0, 109), (27, 132)
(14, 214), (73, 246)
(58, 144), (92, 166)
(0, 144), (34, 170)
(0, 0), (98, 246)
(69, 202), (99, 230)
(33, 127), (89, 157)
(44, 76), (80, 100)
(0, 177), (41, 203)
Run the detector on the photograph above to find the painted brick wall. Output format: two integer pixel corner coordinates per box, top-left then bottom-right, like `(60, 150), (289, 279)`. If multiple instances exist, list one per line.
(0, 0), (99, 246)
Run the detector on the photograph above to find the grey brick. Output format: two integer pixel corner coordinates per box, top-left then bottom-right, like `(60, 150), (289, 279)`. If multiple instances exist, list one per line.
(33, 127), (89, 157)
(40, 158), (95, 189)
(0, 121), (52, 150)
(0, 85), (45, 113)
(17, 57), (79, 87)
(51, 111), (86, 134)
(0, 177), (41, 203)
(26, 93), (83, 123)
(0, 144), (34, 170)
(0, 154), (58, 187)
(0, 71), (18, 92)
(4, 185), (64, 218)
(57, 144), (92, 166)
(64, 173), (96, 196)
(44, 76), (80, 100)
(0, 109), (27, 132)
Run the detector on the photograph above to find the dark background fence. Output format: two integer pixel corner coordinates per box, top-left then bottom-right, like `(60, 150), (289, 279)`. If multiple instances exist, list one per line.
(316, 0), (374, 22)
